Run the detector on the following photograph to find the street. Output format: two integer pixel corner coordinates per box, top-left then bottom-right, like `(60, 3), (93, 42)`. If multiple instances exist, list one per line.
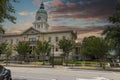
(6, 67), (120, 80)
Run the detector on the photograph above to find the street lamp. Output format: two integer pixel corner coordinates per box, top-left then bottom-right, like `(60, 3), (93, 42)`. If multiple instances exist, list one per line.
(51, 45), (54, 68)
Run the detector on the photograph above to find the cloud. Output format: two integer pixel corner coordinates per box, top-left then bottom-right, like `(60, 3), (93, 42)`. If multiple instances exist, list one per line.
(53, 0), (64, 7)
(10, 28), (23, 33)
(32, 0), (41, 5)
(49, 0), (117, 20)
(23, 22), (32, 28)
(18, 11), (34, 16)
(18, 12), (28, 16)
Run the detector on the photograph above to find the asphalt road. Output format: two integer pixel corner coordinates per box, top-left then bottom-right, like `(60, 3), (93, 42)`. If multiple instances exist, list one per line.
(6, 67), (120, 80)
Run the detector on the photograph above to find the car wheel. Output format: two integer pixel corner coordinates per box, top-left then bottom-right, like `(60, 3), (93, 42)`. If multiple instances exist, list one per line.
(3, 78), (7, 80)
(10, 78), (12, 80)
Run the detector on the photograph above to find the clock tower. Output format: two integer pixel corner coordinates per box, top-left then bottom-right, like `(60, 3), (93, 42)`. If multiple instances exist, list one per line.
(33, 1), (49, 31)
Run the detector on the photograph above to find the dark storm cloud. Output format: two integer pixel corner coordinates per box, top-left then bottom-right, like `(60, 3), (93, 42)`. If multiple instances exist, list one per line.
(49, 0), (117, 19)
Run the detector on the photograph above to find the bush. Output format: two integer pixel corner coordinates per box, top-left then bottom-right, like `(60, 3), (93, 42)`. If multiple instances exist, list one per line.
(68, 60), (107, 66)
(49, 57), (63, 65)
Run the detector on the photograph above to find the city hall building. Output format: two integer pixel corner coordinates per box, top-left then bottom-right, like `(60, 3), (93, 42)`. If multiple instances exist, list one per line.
(1, 2), (76, 59)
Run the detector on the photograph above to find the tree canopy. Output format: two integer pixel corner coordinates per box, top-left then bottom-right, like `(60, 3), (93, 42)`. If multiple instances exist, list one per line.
(109, 3), (120, 24)
(80, 36), (110, 59)
(36, 41), (51, 64)
(58, 39), (75, 65)
(0, 42), (8, 56)
(103, 2), (120, 58)
(0, 0), (17, 24)
(0, 26), (5, 34)
(15, 41), (30, 61)
(58, 39), (74, 54)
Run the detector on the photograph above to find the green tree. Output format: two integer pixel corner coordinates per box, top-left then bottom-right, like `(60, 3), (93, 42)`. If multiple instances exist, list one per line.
(72, 31), (77, 40)
(5, 44), (13, 66)
(80, 36), (110, 69)
(15, 41), (30, 62)
(36, 41), (51, 65)
(58, 39), (75, 66)
(0, 0), (18, 23)
(103, 2), (120, 59)
(109, 3), (120, 23)
(0, 43), (13, 65)
(0, 26), (5, 34)
(0, 26), (5, 44)
(0, 42), (7, 56)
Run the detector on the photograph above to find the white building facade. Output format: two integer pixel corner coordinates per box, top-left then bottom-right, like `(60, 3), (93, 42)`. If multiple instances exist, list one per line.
(2, 2), (76, 58)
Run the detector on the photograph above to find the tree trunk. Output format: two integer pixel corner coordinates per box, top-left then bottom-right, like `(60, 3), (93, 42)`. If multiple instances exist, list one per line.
(24, 55), (26, 62)
(42, 53), (45, 65)
(6, 57), (8, 66)
(66, 53), (69, 66)
(99, 58), (106, 70)
(62, 53), (66, 65)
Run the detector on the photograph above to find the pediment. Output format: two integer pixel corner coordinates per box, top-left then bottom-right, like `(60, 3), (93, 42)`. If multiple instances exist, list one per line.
(22, 27), (40, 35)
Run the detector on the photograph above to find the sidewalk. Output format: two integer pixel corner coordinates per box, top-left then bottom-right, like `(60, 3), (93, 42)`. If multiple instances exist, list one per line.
(1, 63), (120, 72)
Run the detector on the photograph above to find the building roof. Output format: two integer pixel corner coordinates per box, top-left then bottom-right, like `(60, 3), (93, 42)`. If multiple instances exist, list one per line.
(3, 27), (75, 37)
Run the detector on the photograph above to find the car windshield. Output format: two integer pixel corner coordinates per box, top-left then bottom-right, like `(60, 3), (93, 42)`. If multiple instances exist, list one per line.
(0, 65), (3, 73)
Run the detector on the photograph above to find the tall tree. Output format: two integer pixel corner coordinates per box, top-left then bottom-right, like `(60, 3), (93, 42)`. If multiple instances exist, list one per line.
(0, 43), (13, 65)
(109, 3), (120, 24)
(5, 44), (13, 66)
(80, 36), (110, 69)
(0, 26), (5, 44)
(36, 41), (51, 65)
(0, 26), (5, 34)
(103, 2), (120, 59)
(58, 39), (75, 66)
(0, 0), (17, 23)
(0, 42), (7, 56)
(15, 41), (30, 62)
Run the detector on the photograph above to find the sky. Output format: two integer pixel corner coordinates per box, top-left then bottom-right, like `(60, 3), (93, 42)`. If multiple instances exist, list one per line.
(2, 0), (117, 33)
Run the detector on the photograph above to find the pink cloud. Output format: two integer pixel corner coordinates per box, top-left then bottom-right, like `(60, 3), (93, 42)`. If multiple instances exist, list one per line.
(53, 0), (64, 7)
(66, 2), (76, 8)
(32, 0), (41, 5)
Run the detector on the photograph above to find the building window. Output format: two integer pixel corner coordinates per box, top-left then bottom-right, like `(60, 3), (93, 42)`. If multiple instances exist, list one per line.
(55, 36), (59, 42)
(63, 36), (65, 39)
(5, 39), (7, 42)
(48, 37), (51, 42)
(38, 25), (40, 28)
(24, 37), (26, 40)
(29, 38), (36, 44)
(16, 39), (19, 44)
(37, 36), (40, 40)
(11, 39), (13, 44)
(56, 48), (58, 51)
(41, 24), (43, 28)
(35, 24), (36, 29)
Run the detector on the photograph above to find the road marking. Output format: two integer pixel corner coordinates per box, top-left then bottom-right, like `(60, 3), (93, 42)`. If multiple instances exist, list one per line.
(51, 79), (57, 80)
(76, 77), (110, 80)
(8, 67), (120, 79)
(11, 69), (119, 79)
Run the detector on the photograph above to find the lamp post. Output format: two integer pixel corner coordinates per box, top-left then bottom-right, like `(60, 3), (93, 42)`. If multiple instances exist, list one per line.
(51, 45), (54, 68)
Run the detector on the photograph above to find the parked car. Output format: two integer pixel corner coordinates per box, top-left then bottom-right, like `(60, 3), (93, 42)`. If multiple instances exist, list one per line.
(0, 65), (12, 80)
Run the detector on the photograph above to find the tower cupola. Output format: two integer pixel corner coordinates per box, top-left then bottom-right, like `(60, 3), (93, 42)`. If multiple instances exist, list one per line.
(33, 1), (49, 32)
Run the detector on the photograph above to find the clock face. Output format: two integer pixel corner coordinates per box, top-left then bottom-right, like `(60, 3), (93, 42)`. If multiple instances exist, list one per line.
(37, 16), (41, 20)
